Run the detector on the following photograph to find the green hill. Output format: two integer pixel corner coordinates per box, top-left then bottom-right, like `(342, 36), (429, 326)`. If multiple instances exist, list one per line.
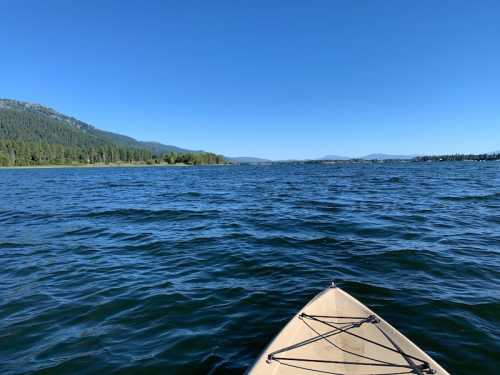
(0, 99), (224, 166)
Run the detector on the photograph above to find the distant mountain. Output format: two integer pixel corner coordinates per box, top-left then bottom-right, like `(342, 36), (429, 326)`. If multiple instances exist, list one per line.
(0, 99), (224, 166)
(226, 156), (272, 163)
(318, 153), (416, 161)
(320, 154), (351, 160)
(359, 153), (417, 160)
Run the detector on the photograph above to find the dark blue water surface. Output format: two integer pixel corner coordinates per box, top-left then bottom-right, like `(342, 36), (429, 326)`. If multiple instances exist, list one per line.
(1, 163), (499, 374)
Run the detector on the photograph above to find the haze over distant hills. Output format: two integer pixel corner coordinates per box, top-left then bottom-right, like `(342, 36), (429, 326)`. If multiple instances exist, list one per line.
(320, 153), (417, 161)
(320, 155), (351, 161)
(359, 153), (418, 160)
(226, 156), (272, 163)
(233, 154), (420, 163)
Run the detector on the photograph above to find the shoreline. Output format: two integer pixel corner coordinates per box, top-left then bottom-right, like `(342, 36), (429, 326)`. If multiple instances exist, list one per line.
(0, 163), (229, 170)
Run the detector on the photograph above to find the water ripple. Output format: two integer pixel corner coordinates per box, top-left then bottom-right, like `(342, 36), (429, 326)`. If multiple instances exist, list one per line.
(0, 162), (499, 374)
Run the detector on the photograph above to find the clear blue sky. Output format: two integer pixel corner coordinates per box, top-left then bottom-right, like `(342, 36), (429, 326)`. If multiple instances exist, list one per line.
(1, 0), (499, 159)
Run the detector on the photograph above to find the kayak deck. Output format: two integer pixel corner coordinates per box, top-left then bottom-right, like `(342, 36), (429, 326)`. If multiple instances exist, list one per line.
(248, 285), (448, 375)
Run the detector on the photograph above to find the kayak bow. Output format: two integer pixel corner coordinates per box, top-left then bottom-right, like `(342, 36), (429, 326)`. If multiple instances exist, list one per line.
(248, 283), (449, 375)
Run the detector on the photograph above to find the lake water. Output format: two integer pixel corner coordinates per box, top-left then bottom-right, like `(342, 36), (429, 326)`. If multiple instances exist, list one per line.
(1, 162), (499, 374)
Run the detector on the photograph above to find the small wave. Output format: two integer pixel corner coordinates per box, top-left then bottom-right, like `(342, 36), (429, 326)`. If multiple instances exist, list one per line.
(301, 236), (339, 246)
(379, 213), (428, 224)
(415, 299), (500, 324)
(486, 215), (500, 224)
(109, 232), (154, 241)
(158, 191), (203, 198)
(388, 176), (402, 183)
(87, 208), (220, 222)
(183, 191), (202, 197)
(0, 241), (34, 249)
(0, 210), (55, 223)
(339, 281), (398, 299)
(294, 199), (345, 213)
(123, 240), (169, 253)
(100, 181), (147, 188)
(56, 227), (107, 237)
(347, 248), (446, 272)
(439, 192), (500, 202)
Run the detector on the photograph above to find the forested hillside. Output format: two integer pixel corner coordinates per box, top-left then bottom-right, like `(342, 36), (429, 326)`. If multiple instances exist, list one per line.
(0, 99), (225, 166)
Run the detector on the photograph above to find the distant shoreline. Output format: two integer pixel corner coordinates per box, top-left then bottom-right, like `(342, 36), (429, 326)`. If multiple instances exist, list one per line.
(0, 162), (229, 170)
(1, 158), (499, 169)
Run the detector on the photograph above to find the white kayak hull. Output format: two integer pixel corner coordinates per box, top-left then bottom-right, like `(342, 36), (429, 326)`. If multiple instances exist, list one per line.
(248, 285), (449, 375)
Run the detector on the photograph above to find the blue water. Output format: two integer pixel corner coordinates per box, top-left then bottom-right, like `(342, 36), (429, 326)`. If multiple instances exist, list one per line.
(0, 163), (499, 374)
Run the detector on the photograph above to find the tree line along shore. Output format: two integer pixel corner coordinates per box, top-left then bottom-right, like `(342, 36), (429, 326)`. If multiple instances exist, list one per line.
(414, 153), (500, 162)
(0, 104), (226, 167)
(0, 140), (226, 167)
